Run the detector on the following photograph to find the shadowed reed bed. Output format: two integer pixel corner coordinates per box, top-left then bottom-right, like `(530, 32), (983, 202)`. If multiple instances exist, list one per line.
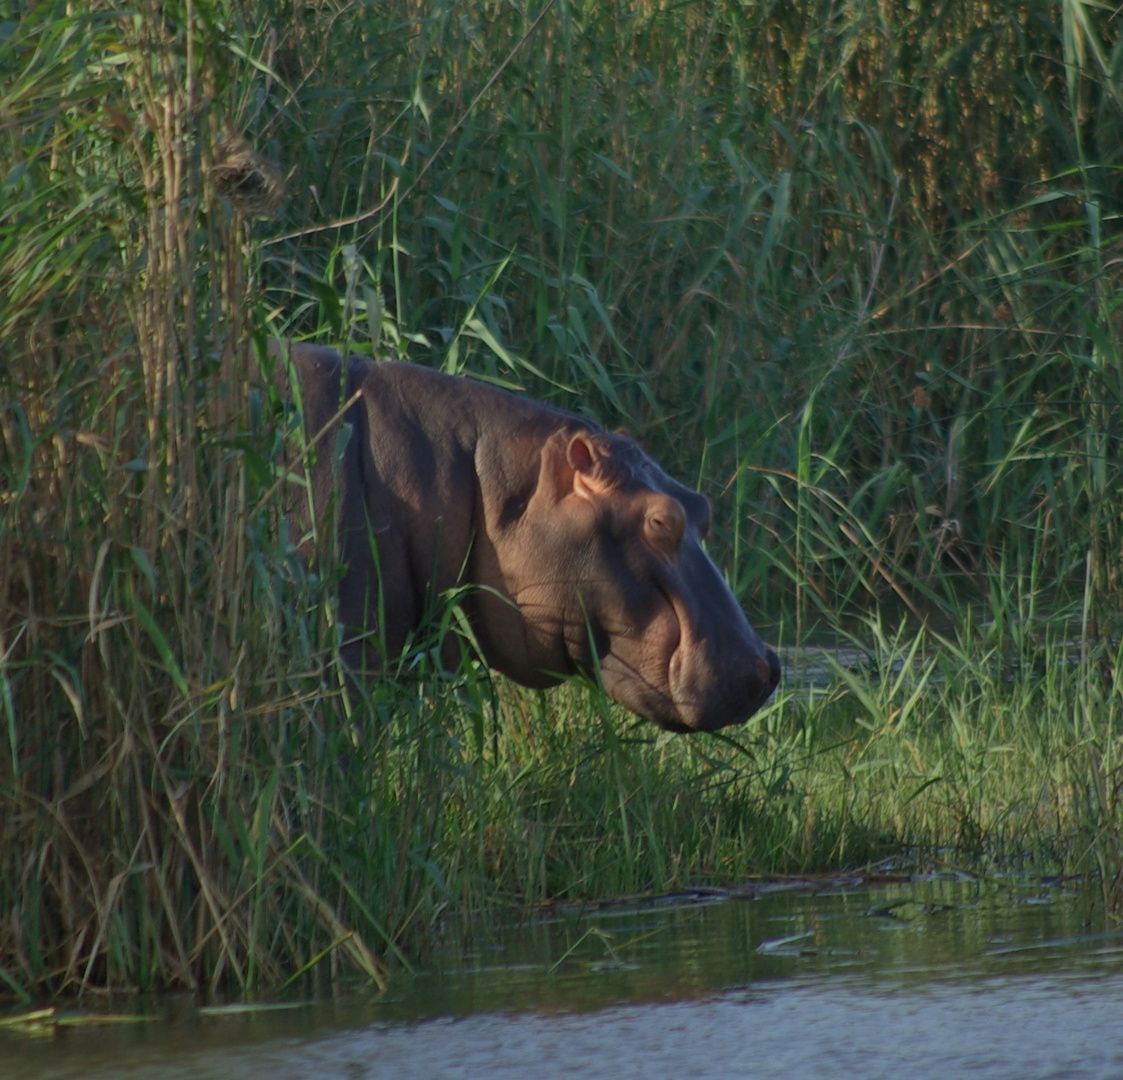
(1, 0), (1121, 999)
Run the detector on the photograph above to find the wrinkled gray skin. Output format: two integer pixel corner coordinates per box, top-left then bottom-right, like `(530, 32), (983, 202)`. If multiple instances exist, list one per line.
(270, 341), (780, 732)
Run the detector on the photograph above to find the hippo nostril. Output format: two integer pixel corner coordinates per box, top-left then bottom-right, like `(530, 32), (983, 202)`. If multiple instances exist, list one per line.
(766, 648), (781, 689)
(754, 649), (781, 693)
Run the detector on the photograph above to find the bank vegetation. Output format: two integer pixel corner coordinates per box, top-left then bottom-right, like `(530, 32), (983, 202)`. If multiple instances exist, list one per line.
(1, 0), (1121, 999)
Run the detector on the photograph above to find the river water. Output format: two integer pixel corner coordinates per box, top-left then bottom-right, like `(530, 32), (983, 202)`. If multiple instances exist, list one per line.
(6, 873), (1123, 1079)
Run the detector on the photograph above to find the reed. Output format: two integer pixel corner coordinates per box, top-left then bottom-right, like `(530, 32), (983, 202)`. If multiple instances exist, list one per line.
(1, 0), (1120, 998)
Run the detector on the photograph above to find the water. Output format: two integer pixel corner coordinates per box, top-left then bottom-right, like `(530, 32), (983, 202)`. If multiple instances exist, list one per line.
(5, 875), (1123, 1080)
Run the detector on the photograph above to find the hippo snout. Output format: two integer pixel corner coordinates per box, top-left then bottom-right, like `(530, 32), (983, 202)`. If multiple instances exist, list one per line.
(661, 627), (781, 733)
(719, 640), (781, 729)
(703, 644), (779, 731)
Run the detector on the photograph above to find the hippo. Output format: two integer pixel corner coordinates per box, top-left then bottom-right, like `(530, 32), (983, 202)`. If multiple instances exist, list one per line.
(268, 341), (779, 732)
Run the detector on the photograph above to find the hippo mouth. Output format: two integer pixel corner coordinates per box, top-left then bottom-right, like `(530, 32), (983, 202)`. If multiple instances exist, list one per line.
(597, 638), (779, 733)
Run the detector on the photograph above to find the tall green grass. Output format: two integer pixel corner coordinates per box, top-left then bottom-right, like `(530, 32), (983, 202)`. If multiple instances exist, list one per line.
(1, 0), (1121, 999)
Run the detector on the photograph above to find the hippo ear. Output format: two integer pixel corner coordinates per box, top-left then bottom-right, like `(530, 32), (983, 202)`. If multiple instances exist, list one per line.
(567, 432), (597, 473)
(566, 432), (613, 501)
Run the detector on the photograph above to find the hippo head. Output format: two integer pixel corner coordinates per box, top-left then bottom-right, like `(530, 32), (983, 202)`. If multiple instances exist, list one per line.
(477, 427), (781, 732)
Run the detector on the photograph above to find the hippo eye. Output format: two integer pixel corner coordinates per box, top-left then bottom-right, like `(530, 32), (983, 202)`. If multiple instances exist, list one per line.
(645, 497), (686, 556)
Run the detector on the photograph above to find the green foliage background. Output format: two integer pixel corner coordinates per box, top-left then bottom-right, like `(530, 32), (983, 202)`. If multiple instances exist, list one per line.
(1, 0), (1122, 998)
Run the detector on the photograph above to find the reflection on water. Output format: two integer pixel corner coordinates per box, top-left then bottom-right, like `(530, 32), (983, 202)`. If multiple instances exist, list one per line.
(6, 875), (1123, 1080)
